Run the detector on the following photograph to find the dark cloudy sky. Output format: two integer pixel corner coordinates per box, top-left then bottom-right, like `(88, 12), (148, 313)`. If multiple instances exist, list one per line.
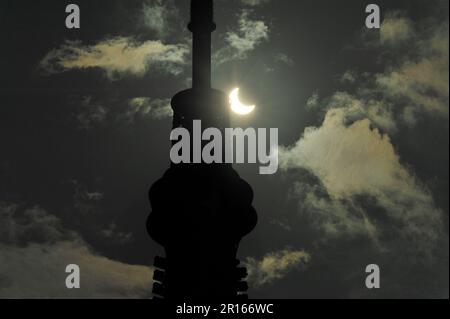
(0, 0), (448, 298)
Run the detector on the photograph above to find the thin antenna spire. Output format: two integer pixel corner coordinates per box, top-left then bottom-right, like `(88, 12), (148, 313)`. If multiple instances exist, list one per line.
(188, 0), (216, 89)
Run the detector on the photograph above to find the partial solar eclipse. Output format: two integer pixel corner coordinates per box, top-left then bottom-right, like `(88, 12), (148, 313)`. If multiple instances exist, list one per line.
(229, 88), (255, 115)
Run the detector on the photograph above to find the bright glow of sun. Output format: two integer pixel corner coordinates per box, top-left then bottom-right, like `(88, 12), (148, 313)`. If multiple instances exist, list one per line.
(229, 88), (255, 115)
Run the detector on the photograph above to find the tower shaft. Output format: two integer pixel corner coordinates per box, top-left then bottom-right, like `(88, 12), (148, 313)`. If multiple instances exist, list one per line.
(147, 0), (257, 301)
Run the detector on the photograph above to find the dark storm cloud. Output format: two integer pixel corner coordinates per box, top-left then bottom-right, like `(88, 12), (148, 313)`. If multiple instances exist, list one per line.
(0, 202), (153, 298)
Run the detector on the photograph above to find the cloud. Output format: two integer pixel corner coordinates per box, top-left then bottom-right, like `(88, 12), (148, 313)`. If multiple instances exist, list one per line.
(0, 202), (153, 298)
(101, 223), (133, 245)
(241, 0), (270, 7)
(274, 53), (294, 67)
(280, 107), (444, 254)
(0, 203), (68, 246)
(226, 12), (269, 57)
(142, 0), (179, 39)
(380, 14), (414, 44)
(70, 95), (173, 130)
(214, 11), (269, 65)
(40, 37), (189, 80)
(245, 249), (310, 287)
(306, 91), (320, 110)
(0, 242), (152, 299)
(340, 70), (357, 84)
(376, 29), (449, 119)
(70, 179), (104, 215)
(74, 96), (108, 130)
(326, 92), (398, 134)
(309, 15), (447, 134)
(67, 180), (134, 247)
(119, 97), (173, 123)
(351, 14), (449, 126)
(376, 16), (448, 121)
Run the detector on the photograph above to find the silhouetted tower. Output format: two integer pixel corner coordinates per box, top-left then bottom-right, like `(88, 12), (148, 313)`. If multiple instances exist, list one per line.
(147, 0), (257, 300)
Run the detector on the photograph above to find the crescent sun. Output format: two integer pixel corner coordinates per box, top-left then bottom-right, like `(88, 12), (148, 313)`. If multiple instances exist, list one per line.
(229, 88), (255, 115)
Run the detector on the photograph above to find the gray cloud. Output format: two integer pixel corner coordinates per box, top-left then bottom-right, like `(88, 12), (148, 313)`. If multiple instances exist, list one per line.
(376, 30), (449, 121)
(0, 203), (68, 246)
(214, 10), (269, 65)
(349, 14), (448, 127)
(306, 91), (320, 110)
(0, 202), (152, 299)
(377, 16), (448, 122)
(75, 96), (108, 130)
(141, 0), (180, 39)
(326, 92), (398, 134)
(40, 37), (189, 80)
(70, 179), (104, 215)
(71, 95), (173, 130)
(101, 223), (133, 245)
(241, 0), (271, 7)
(119, 97), (173, 123)
(245, 249), (310, 287)
(274, 53), (294, 67)
(226, 11), (269, 57)
(380, 13), (414, 45)
(340, 70), (357, 84)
